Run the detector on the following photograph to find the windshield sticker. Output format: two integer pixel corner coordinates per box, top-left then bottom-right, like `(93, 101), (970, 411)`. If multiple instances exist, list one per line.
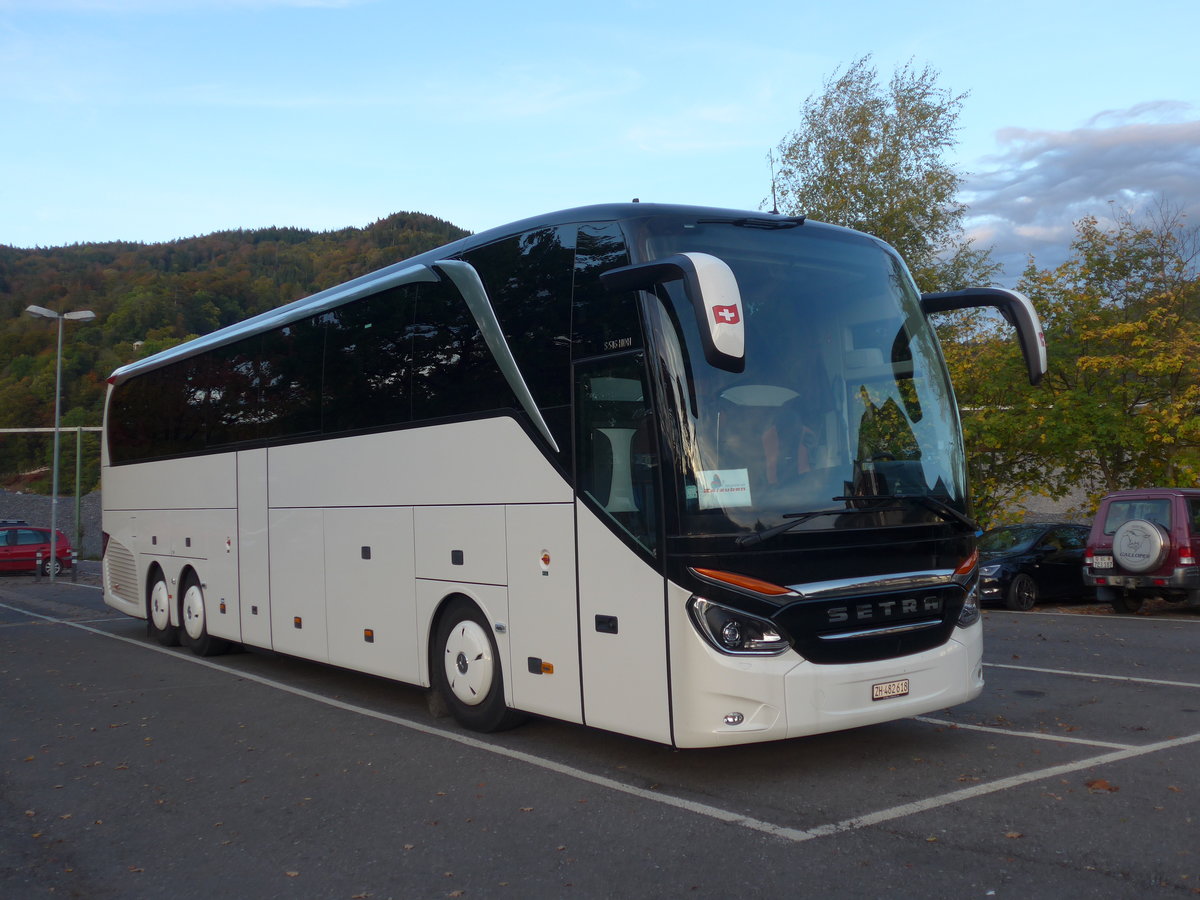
(697, 469), (752, 509)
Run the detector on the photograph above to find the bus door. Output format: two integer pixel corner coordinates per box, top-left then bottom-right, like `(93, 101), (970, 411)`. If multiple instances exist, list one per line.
(573, 352), (672, 745)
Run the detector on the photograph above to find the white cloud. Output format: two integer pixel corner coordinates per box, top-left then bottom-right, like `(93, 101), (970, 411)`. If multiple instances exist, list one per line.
(962, 104), (1200, 282)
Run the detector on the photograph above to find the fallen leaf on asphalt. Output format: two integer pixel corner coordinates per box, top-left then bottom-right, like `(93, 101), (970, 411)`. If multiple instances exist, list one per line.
(1085, 779), (1119, 792)
(1005, 832), (1023, 839)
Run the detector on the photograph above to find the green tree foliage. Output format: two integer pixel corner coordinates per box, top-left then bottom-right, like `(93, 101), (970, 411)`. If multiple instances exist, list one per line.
(0, 212), (469, 493)
(943, 205), (1200, 523)
(770, 55), (998, 291)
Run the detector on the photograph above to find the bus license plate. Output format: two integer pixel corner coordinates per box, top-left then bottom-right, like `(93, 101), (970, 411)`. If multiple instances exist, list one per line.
(872, 678), (910, 701)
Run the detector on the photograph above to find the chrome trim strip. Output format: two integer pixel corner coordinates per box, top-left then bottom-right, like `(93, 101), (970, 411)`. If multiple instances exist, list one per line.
(787, 570), (956, 600)
(109, 263), (439, 385)
(817, 618), (942, 641)
(433, 259), (561, 454)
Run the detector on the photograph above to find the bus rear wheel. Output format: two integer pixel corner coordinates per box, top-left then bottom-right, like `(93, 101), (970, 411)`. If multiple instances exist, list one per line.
(432, 597), (524, 733)
(179, 572), (228, 657)
(147, 573), (180, 646)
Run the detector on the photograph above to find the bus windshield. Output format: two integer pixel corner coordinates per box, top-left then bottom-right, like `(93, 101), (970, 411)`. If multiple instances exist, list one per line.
(635, 217), (967, 540)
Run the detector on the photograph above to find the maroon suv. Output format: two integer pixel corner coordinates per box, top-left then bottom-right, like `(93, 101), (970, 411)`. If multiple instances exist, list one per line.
(1083, 488), (1200, 613)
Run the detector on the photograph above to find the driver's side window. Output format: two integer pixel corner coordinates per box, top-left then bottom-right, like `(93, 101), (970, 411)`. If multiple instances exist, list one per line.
(575, 352), (659, 554)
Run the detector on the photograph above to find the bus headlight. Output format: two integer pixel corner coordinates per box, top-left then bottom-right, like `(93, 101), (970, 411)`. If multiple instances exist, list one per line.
(957, 582), (981, 628)
(689, 597), (790, 655)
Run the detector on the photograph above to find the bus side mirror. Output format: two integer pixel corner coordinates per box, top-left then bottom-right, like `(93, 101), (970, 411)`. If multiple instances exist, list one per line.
(601, 252), (745, 373)
(920, 287), (1048, 386)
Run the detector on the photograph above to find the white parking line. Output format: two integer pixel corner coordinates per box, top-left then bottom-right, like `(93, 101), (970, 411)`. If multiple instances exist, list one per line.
(799, 731), (1200, 841)
(986, 661), (1200, 690)
(915, 716), (1136, 750)
(5, 600), (1199, 846)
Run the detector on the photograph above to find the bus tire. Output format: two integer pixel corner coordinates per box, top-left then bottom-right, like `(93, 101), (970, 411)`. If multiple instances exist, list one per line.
(178, 572), (229, 657)
(432, 597), (524, 733)
(147, 570), (180, 646)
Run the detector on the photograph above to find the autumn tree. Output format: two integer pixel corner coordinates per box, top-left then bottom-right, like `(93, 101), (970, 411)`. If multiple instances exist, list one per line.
(945, 204), (1200, 522)
(770, 55), (997, 291)
(1021, 206), (1200, 494)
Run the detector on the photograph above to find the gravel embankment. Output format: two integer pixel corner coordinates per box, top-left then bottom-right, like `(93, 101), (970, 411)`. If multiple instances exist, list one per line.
(0, 488), (102, 559)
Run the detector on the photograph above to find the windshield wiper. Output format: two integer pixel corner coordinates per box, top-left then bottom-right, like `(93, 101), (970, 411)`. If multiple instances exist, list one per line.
(737, 494), (980, 549)
(736, 506), (871, 548)
(832, 494), (980, 534)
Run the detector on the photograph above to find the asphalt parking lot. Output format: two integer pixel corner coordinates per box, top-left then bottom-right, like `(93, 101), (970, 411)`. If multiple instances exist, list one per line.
(1, 572), (1197, 899)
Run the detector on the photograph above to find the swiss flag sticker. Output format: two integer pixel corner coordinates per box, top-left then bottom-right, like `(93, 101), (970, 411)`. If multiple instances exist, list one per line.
(712, 304), (740, 325)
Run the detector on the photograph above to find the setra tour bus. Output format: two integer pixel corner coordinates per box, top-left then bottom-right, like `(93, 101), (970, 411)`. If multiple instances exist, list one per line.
(101, 203), (1046, 748)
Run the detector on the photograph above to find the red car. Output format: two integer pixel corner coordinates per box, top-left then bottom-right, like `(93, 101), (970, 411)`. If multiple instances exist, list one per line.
(0, 521), (73, 576)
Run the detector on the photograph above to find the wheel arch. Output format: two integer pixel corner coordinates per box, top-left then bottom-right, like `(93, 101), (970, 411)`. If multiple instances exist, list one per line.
(143, 560), (203, 628)
(425, 588), (512, 706)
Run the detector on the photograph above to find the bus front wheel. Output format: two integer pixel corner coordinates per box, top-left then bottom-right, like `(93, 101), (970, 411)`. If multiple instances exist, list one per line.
(432, 597), (524, 733)
(179, 572), (229, 657)
(147, 573), (180, 646)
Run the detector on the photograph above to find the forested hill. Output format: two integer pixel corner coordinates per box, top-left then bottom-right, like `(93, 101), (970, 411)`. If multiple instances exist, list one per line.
(0, 212), (470, 489)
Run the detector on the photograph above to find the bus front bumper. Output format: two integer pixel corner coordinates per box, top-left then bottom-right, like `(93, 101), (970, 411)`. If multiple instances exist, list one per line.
(670, 623), (984, 749)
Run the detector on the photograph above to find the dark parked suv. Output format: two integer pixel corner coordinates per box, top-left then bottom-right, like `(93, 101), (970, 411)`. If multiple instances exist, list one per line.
(1083, 488), (1200, 613)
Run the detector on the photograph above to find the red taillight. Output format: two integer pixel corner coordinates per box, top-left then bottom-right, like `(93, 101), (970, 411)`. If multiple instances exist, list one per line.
(1084, 547), (1094, 565)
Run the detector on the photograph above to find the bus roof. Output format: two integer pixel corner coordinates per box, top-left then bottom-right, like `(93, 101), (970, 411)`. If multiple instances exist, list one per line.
(106, 202), (846, 385)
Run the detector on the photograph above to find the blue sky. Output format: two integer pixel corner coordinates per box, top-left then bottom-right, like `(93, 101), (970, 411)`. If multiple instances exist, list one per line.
(3, 0), (1199, 285)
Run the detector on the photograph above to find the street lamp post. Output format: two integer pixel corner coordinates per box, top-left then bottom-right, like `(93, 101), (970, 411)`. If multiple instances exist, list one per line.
(25, 305), (96, 583)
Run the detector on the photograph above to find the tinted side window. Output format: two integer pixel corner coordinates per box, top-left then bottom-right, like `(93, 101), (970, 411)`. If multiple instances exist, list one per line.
(207, 336), (265, 449)
(321, 285), (416, 435)
(108, 356), (207, 462)
(1188, 498), (1200, 532)
(462, 226), (575, 451)
(573, 223), (637, 358)
(1050, 527), (1087, 550)
(260, 317), (324, 441)
(411, 276), (515, 422)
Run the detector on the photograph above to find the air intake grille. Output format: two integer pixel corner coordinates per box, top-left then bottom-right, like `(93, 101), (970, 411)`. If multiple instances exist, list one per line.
(104, 540), (138, 605)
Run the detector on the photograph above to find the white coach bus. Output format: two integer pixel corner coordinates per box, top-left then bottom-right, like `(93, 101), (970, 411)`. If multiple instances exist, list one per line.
(101, 203), (1046, 748)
